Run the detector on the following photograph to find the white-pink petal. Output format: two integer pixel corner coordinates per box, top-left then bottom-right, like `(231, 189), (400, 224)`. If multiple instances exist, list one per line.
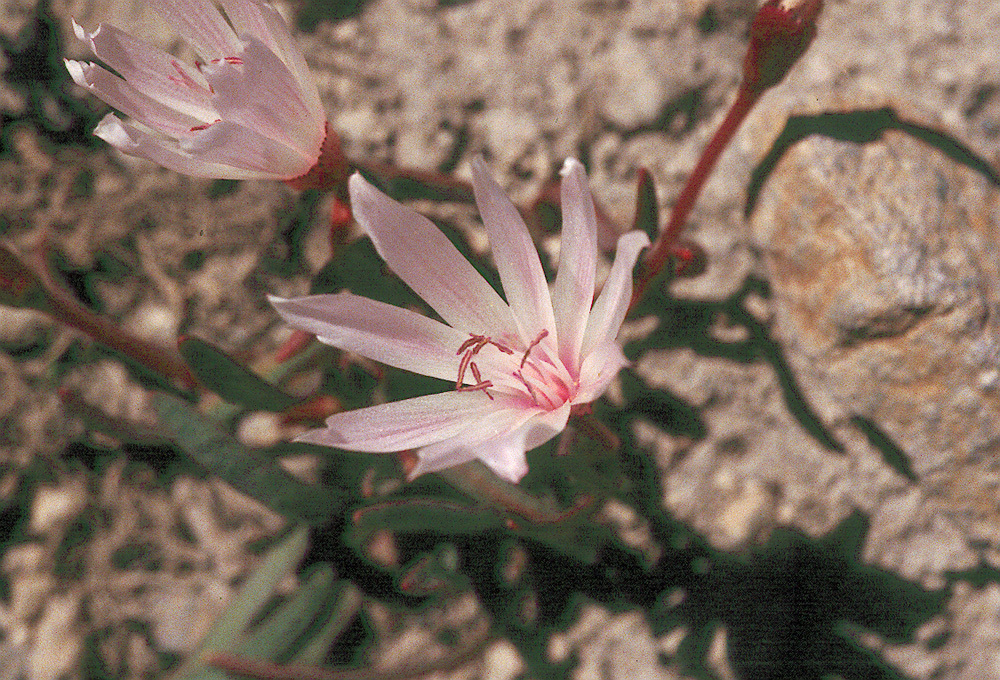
(551, 158), (598, 373)
(154, 0), (242, 60)
(575, 341), (629, 404)
(470, 157), (555, 346)
(182, 120), (316, 177)
(472, 402), (571, 482)
(409, 401), (561, 482)
(348, 174), (520, 340)
(475, 438), (530, 483)
(295, 391), (525, 453)
(269, 293), (470, 383)
(217, 0), (323, 120)
(218, 0), (283, 53)
(581, 230), (649, 357)
(94, 115), (268, 179)
(404, 445), (479, 480)
(66, 60), (207, 136)
(203, 37), (323, 156)
(71, 21), (215, 120)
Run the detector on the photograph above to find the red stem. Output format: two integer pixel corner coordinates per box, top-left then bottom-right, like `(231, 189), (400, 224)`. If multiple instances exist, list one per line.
(29, 250), (198, 389)
(208, 623), (492, 680)
(632, 86), (760, 307)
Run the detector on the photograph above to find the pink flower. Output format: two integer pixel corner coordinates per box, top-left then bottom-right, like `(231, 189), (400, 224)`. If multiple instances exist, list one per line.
(65, 0), (327, 181)
(271, 159), (649, 483)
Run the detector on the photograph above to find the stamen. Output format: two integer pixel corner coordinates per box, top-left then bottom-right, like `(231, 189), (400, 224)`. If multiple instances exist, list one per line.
(521, 358), (548, 384)
(189, 119), (221, 132)
(513, 370), (540, 405)
(452, 334), (523, 402)
(204, 56), (245, 66)
(455, 350), (474, 389)
(458, 333), (515, 357)
(520, 329), (549, 368)
(457, 334), (487, 355)
(456, 383), (494, 399)
(487, 339), (515, 354)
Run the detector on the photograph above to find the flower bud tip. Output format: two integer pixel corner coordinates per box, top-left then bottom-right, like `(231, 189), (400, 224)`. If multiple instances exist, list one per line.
(743, 0), (823, 95)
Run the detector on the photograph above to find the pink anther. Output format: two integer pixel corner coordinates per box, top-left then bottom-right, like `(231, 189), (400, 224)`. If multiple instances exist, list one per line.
(487, 339), (515, 354)
(455, 350), (474, 388)
(454, 335), (508, 399)
(456, 378), (494, 400)
(457, 334), (488, 355)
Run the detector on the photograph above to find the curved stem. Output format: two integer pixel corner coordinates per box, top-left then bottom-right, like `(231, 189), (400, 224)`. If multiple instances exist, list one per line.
(25, 246), (198, 389)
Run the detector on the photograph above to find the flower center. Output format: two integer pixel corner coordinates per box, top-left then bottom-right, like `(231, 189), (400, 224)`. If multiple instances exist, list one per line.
(454, 331), (575, 409)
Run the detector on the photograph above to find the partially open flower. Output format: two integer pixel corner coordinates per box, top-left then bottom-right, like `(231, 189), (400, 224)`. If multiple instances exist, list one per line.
(271, 159), (649, 483)
(65, 0), (331, 181)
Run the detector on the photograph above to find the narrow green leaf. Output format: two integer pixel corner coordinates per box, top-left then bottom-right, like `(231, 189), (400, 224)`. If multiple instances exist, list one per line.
(515, 520), (611, 565)
(350, 498), (503, 539)
(631, 168), (660, 242)
(179, 336), (299, 412)
(236, 565), (336, 660)
(288, 581), (363, 665)
(155, 393), (346, 524)
(322, 361), (378, 411)
(172, 527), (309, 679)
(311, 237), (424, 309)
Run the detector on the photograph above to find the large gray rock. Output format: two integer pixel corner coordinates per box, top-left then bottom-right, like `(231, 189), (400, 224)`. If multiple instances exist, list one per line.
(750, 127), (1000, 534)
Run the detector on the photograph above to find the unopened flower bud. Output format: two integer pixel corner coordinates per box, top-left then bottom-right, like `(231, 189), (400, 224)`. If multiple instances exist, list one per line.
(743, 0), (823, 95)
